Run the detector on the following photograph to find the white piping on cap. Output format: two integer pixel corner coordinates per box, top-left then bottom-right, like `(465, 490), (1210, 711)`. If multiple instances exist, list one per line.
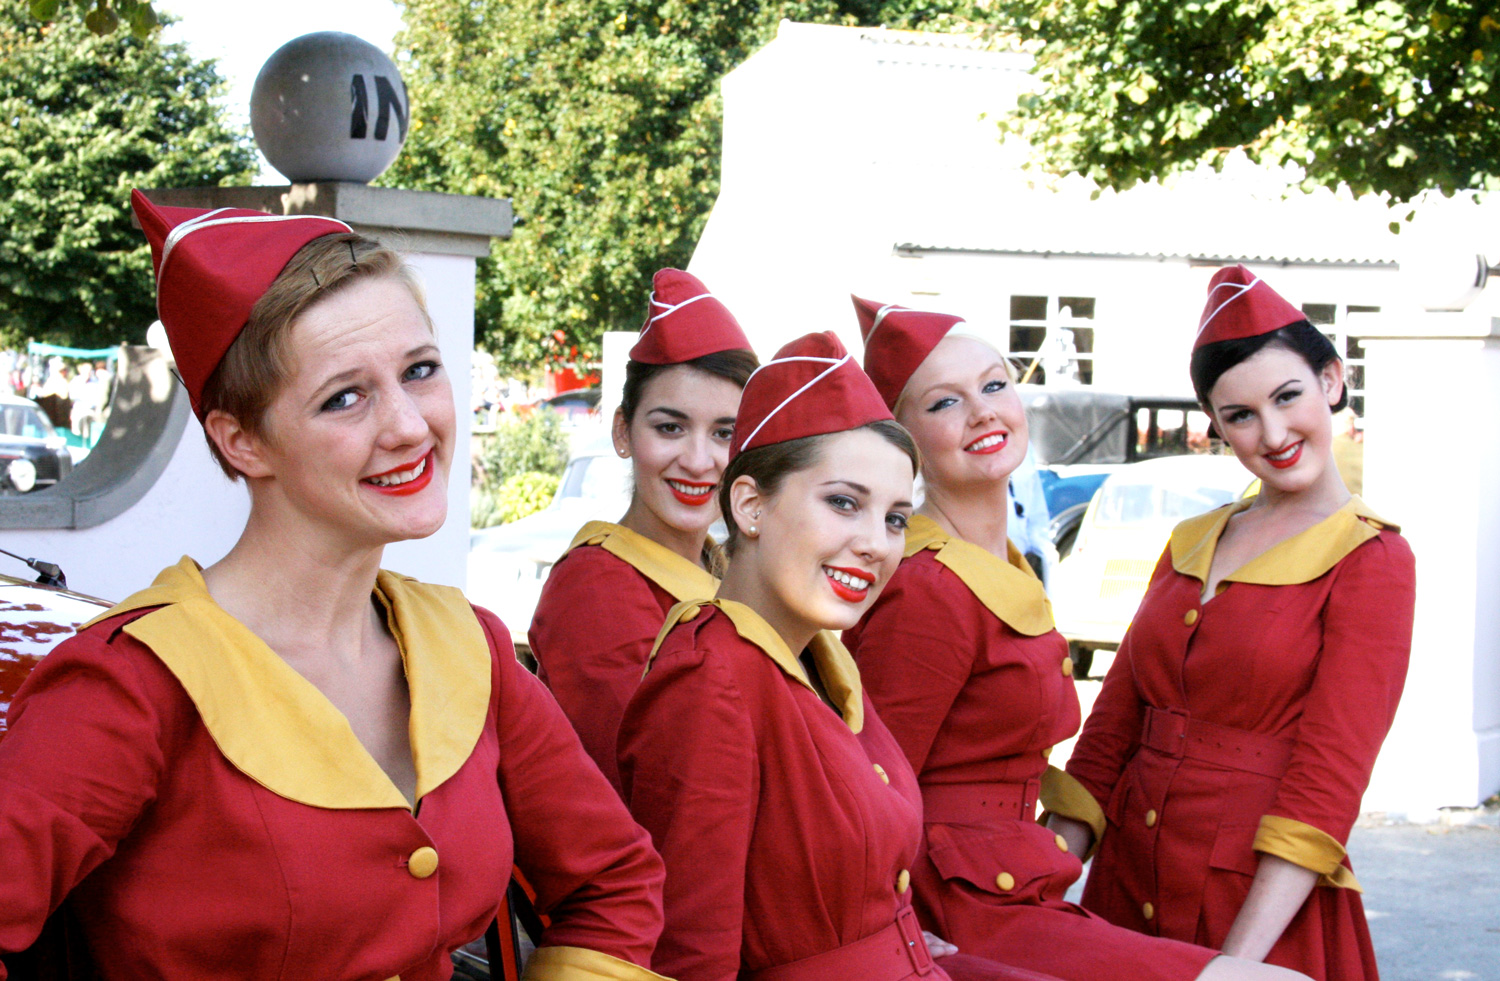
(639, 291), (715, 338)
(1197, 276), (1261, 336)
(737, 354), (849, 453)
(157, 212), (354, 282)
(862, 302), (907, 342)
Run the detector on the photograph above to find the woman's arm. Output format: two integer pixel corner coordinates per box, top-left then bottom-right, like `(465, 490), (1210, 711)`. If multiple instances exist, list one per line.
(0, 625), (168, 971)
(1218, 855), (1318, 961)
(477, 609), (668, 978)
(617, 637), (759, 981)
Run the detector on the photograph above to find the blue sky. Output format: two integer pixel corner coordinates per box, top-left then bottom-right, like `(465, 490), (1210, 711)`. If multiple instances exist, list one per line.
(160, 0), (403, 182)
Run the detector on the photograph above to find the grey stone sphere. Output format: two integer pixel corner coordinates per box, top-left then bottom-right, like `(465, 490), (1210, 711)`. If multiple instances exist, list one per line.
(250, 32), (409, 184)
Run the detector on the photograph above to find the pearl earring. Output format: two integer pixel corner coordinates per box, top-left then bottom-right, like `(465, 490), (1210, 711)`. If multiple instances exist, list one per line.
(748, 525), (757, 535)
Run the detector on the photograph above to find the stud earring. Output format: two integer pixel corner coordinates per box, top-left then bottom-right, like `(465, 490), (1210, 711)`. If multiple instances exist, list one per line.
(748, 525), (757, 535)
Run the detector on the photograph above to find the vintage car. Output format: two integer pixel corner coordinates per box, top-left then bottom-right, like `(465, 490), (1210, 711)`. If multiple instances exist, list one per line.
(1020, 386), (1212, 556)
(0, 394), (75, 494)
(1048, 455), (1255, 678)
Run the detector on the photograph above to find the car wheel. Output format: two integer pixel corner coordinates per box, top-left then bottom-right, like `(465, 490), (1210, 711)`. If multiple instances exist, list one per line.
(1068, 642), (1093, 679)
(1055, 523), (1080, 560)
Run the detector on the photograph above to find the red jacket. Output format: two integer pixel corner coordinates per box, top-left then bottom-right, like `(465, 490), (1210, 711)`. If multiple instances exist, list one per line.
(531, 522), (718, 793)
(0, 558), (668, 981)
(619, 598), (1031, 981)
(845, 516), (1217, 981)
(1067, 498), (1415, 981)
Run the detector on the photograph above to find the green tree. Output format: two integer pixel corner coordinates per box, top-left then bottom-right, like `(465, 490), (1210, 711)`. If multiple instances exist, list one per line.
(0, 3), (257, 348)
(386, 0), (980, 372)
(28, 0), (158, 39)
(993, 0), (1498, 203)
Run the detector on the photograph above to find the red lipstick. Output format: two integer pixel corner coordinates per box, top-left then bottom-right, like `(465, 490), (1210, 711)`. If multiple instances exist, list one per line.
(1265, 441), (1303, 470)
(667, 479), (716, 506)
(824, 565), (874, 603)
(364, 450), (435, 496)
(965, 431), (1008, 455)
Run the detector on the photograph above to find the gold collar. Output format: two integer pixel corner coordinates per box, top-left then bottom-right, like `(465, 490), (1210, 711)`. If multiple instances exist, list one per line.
(901, 514), (1054, 636)
(1170, 495), (1397, 587)
(81, 557), (491, 810)
(645, 598), (865, 734)
(567, 521), (720, 601)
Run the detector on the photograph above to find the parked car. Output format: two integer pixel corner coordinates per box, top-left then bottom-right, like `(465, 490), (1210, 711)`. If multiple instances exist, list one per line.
(467, 433), (631, 654)
(0, 569), (112, 741)
(0, 394), (74, 494)
(1020, 386), (1212, 556)
(1048, 455), (1254, 678)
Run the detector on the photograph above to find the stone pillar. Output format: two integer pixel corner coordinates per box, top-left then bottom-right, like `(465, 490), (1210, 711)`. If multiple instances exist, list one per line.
(0, 184), (508, 600)
(1350, 296), (1500, 817)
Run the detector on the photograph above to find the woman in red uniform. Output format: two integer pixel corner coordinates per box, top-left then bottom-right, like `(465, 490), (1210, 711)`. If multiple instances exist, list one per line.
(617, 332), (1039, 981)
(844, 297), (1307, 981)
(530, 269), (756, 791)
(1058, 266), (1416, 981)
(0, 193), (668, 981)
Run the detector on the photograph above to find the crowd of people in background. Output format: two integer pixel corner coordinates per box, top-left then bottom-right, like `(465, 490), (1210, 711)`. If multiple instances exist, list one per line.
(0, 349), (115, 448)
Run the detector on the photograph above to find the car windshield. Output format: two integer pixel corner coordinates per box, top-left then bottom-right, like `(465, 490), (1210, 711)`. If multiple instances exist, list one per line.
(0, 405), (55, 440)
(557, 453), (632, 504)
(1094, 482), (1239, 526)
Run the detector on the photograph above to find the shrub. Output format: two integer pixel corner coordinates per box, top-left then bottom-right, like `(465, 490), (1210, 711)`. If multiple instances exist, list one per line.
(490, 471), (560, 526)
(475, 410), (569, 489)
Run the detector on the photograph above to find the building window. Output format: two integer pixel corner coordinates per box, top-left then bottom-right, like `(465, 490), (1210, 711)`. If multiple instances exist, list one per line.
(1301, 303), (1374, 416)
(1009, 295), (1096, 385)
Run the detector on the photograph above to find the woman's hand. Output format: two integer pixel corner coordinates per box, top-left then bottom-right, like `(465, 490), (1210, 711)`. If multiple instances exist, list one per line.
(1045, 812), (1095, 859)
(922, 930), (959, 958)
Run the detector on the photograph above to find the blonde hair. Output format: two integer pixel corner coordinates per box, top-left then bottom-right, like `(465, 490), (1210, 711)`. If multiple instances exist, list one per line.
(891, 327), (1014, 418)
(198, 233), (431, 479)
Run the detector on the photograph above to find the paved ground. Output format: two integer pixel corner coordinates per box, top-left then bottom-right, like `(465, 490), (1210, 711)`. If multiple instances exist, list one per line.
(1059, 678), (1500, 980)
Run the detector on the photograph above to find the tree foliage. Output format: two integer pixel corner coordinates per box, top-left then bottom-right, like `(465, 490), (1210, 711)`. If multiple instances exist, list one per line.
(993, 0), (1498, 203)
(386, 0), (980, 372)
(0, 3), (257, 348)
(28, 0), (157, 39)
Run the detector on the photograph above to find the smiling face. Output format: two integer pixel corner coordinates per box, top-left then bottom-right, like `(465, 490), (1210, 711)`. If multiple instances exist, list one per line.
(224, 276), (455, 551)
(896, 335), (1028, 493)
(614, 364), (743, 543)
(1206, 343), (1344, 497)
(727, 427), (915, 646)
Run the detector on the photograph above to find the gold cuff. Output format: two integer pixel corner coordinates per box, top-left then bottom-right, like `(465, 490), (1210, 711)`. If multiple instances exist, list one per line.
(523, 945), (675, 981)
(1253, 815), (1362, 891)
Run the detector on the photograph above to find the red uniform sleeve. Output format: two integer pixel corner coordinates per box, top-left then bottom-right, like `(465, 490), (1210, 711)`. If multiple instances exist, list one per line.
(1065, 550), (1171, 813)
(529, 550), (669, 792)
(0, 625), (174, 970)
(476, 608), (666, 968)
(844, 558), (978, 776)
(617, 639), (759, 981)
(1255, 533), (1415, 873)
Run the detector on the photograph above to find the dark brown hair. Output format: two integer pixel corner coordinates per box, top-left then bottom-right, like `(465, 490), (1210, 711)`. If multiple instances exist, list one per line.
(1190, 321), (1348, 414)
(717, 419), (920, 556)
(198, 233), (429, 478)
(618, 349), (760, 424)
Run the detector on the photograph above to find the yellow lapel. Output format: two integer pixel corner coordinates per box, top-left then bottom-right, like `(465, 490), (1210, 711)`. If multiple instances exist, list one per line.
(902, 514), (1055, 636)
(566, 521), (719, 601)
(1170, 496), (1396, 587)
(646, 598), (864, 734)
(82, 558), (490, 810)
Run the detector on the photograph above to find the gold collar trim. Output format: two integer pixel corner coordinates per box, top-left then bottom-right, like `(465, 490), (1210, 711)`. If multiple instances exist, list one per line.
(901, 514), (1054, 636)
(1170, 495), (1396, 587)
(81, 557), (491, 810)
(566, 521), (719, 601)
(646, 598), (864, 733)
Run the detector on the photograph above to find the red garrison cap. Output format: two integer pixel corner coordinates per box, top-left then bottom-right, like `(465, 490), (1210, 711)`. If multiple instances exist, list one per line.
(630, 268), (752, 365)
(731, 331), (892, 459)
(131, 189), (352, 418)
(853, 295), (967, 409)
(1195, 265), (1307, 351)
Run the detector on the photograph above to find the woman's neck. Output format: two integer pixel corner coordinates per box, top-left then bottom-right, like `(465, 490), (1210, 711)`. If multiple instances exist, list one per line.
(919, 478), (1011, 558)
(716, 559), (818, 658)
(201, 506), (387, 666)
(618, 499), (710, 568)
(1248, 450), (1352, 519)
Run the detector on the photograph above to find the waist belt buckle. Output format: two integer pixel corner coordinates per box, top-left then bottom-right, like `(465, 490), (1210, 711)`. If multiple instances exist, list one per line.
(1146, 706), (1190, 757)
(896, 905), (934, 976)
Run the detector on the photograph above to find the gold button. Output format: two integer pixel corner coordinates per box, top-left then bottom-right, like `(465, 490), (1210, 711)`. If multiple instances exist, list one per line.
(407, 846), (439, 879)
(897, 869), (910, 894)
(1061, 656), (1074, 677)
(1041, 746), (1052, 759)
(995, 872), (1015, 891)
(1184, 609), (1199, 626)
(679, 603), (702, 623)
(1142, 902), (1155, 921)
(1055, 834), (1069, 853)
(1145, 809), (1158, 828)
(873, 763), (890, 784)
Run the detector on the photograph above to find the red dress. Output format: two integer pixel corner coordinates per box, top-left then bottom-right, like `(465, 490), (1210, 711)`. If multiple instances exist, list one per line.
(0, 558), (668, 981)
(845, 516), (1218, 981)
(531, 521), (719, 793)
(617, 598), (1042, 981)
(1067, 497), (1415, 981)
